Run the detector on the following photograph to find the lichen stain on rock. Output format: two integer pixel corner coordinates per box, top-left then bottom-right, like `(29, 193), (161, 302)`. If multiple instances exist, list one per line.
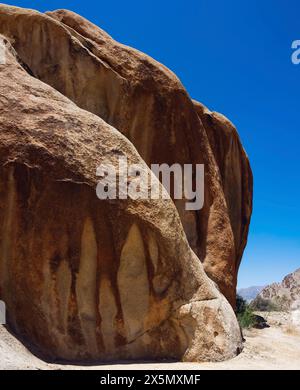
(147, 230), (159, 273)
(98, 277), (118, 352)
(56, 259), (72, 335)
(76, 217), (98, 355)
(117, 223), (150, 342)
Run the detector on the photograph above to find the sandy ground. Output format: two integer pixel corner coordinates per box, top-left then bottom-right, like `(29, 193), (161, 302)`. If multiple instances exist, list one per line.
(1, 312), (300, 370)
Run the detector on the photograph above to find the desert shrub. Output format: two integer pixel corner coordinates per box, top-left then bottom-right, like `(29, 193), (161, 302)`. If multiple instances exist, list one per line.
(237, 306), (256, 328)
(250, 296), (282, 312)
(236, 295), (256, 328)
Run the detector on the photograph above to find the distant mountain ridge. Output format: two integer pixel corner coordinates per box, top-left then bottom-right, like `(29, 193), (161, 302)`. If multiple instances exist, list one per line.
(238, 286), (265, 302)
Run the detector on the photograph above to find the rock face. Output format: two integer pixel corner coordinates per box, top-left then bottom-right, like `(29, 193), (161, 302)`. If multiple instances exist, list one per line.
(254, 268), (300, 311)
(0, 33), (243, 363)
(0, 5), (251, 362)
(193, 102), (253, 275)
(0, 5), (253, 306)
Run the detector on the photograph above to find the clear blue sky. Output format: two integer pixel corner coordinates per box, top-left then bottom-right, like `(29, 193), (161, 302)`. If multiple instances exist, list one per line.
(3, 0), (300, 288)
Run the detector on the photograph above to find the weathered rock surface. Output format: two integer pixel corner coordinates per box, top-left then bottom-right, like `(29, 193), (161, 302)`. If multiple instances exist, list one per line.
(0, 5), (253, 305)
(193, 101), (253, 276)
(254, 268), (300, 311)
(0, 35), (243, 362)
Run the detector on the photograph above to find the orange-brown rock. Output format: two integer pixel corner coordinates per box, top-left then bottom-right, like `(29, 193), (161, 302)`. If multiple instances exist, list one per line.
(194, 101), (253, 279)
(0, 35), (243, 362)
(0, 5), (252, 306)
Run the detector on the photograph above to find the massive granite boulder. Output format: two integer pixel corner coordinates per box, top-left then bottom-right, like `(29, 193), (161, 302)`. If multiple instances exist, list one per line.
(0, 34), (243, 362)
(0, 5), (253, 306)
(193, 101), (253, 278)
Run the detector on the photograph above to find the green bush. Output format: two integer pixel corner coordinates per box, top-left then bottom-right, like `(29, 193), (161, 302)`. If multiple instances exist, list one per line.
(236, 295), (256, 328)
(237, 306), (256, 328)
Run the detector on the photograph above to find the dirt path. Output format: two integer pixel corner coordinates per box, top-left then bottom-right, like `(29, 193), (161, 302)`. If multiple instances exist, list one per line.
(1, 313), (300, 370)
